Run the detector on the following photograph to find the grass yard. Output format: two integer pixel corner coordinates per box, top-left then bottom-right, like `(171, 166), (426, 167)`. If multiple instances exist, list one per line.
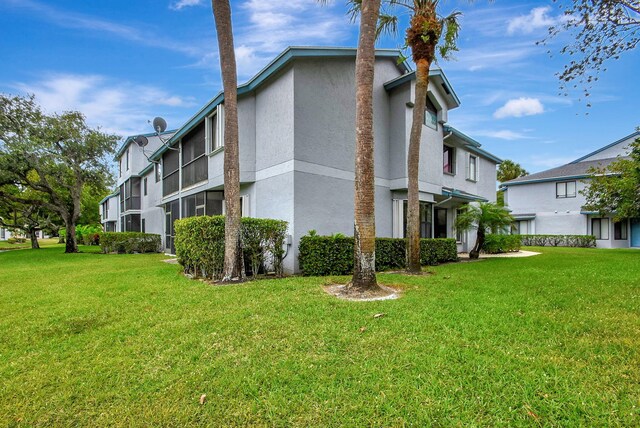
(0, 245), (639, 426)
(0, 238), (60, 250)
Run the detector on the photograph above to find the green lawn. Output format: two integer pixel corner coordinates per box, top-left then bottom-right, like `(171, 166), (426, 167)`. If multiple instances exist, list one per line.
(0, 238), (61, 250)
(0, 246), (639, 426)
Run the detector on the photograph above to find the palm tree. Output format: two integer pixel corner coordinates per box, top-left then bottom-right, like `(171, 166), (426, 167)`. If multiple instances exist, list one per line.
(212, 0), (244, 282)
(371, 1), (462, 273)
(350, 0), (383, 292)
(497, 159), (529, 183)
(454, 202), (514, 259)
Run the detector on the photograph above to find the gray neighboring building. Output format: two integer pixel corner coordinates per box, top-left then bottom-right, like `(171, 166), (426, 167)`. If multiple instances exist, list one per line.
(101, 47), (502, 272)
(502, 131), (640, 248)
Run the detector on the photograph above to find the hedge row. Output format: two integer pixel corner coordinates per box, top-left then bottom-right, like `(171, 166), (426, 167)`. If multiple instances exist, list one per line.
(99, 232), (162, 254)
(174, 216), (288, 280)
(521, 234), (596, 248)
(298, 234), (458, 276)
(482, 234), (522, 254)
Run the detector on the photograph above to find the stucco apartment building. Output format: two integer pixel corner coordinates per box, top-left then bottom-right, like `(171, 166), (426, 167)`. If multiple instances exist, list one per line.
(502, 131), (640, 248)
(100, 47), (502, 272)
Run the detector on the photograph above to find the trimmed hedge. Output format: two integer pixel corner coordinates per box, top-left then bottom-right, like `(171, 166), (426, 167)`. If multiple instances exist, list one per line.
(482, 234), (522, 254)
(99, 232), (162, 254)
(174, 216), (288, 280)
(298, 234), (458, 276)
(521, 234), (596, 248)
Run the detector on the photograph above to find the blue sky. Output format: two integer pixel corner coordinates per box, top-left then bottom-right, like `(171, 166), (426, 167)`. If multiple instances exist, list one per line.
(0, 0), (637, 174)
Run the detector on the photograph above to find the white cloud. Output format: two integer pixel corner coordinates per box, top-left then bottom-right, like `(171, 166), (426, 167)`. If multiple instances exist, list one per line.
(507, 6), (563, 35)
(475, 130), (533, 141)
(231, 0), (348, 77)
(494, 97), (545, 119)
(13, 74), (196, 137)
(170, 0), (204, 10)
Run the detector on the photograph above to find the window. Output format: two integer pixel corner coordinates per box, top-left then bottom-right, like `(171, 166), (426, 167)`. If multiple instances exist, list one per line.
(143, 177), (148, 196)
(434, 208), (447, 239)
(102, 202), (109, 219)
(456, 206), (467, 241)
(162, 145), (180, 196)
(592, 218), (609, 240)
(402, 201), (433, 239)
(424, 97), (438, 130)
(206, 104), (224, 153)
(141, 218), (146, 233)
(155, 163), (162, 183)
(467, 155), (478, 181)
(1, 229), (5, 240)
(514, 220), (529, 235)
(181, 122), (208, 189)
(126, 148), (130, 171)
(556, 181), (576, 198)
(614, 221), (628, 240)
(443, 145), (455, 174)
(121, 214), (141, 232)
(123, 177), (141, 210)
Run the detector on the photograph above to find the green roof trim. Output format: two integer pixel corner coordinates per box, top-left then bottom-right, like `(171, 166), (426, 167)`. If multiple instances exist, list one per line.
(570, 130), (640, 164)
(150, 46), (411, 161)
(501, 174), (591, 188)
(139, 163), (154, 176)
(383, 69), (460, 106)
(115, 130), (177, 159)
(442, 188), (488, 202)
(443, 125), (503, 164)
(98, 192), (119, 205)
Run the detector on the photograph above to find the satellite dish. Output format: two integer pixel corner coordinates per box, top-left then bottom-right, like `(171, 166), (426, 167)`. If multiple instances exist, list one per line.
(134, 135), (148, 148)
(153, 117), (167, 133)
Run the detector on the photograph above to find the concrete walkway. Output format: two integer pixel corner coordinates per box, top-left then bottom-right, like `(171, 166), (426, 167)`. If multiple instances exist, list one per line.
(458, 250), (541, 259)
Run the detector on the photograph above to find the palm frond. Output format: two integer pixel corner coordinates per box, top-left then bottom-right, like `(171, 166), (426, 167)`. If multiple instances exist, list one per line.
(438, 10), (462, 60)
(376, 13), (399, 38)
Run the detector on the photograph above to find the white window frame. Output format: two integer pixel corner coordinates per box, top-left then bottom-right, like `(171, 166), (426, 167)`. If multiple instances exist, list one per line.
(222, 194), (249, 217)
(556, 181), (576, 198)
(392, 199), (404, 238)
(467, 154), (478, 182)
(592, 217), (609, 240)
(206, 104), (225, 154)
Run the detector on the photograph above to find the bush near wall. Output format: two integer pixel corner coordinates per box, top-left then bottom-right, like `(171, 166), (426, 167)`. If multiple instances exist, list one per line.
(298, 234), (458, 276)
(77, 225), (102, 246)
(521, 234), (596, 248)
(99, 232), (162, 254)
(482, 234), (522, 254)
(174, 216), (288, 281)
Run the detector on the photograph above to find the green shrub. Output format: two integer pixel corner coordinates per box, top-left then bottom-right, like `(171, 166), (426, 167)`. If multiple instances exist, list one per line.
(77, 224), (102, 246)
(482, 234), (522, 254)
(520, 234), (596, 248)
(99, 232), (162, 254)
(298, 234), (458, 276)
(174, 216), (288, 281)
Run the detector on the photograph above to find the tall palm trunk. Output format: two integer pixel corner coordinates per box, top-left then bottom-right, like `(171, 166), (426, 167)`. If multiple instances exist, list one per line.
(406, 59), (431, 273)
(405, 7), (440, 273)
(212, 0), (244, 282)
(350, 0), (381, 291)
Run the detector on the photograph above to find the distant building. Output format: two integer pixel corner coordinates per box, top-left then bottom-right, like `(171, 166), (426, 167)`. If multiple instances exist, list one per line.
(502, 131), (640, 248)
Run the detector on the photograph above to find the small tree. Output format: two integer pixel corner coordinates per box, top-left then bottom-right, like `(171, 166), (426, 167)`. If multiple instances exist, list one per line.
(498, 159), (528, 183)
(582, 134), (640, 221)
(0, 94), (118, 253)
(454, 202), (514, 259)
